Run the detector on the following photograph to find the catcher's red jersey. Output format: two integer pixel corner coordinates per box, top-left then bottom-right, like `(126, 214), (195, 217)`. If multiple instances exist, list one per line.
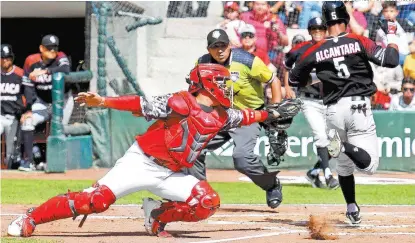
(136, 91), (241, 172)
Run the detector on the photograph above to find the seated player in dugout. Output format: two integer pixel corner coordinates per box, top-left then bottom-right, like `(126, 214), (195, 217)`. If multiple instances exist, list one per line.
(7, 64), (300, 238)
(185, 28), (288, 210)
(1, 44), (29, 169)
(19, 34), (72, 171)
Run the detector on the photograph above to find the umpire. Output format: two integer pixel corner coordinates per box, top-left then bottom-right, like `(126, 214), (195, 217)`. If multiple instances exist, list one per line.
(185, 29), (285, 209)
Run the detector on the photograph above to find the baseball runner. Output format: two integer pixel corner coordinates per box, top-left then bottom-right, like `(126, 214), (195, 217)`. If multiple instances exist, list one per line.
(8, 64), (301, 238)
(1, 44), (27, 169)
(289, 2), (399, 224)
(185, 28), (289, 209)
(19, 34), (72, 171)
(284, 18), (339, 190)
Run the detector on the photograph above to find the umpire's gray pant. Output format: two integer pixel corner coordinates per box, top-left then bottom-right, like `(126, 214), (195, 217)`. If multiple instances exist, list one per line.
(184, 122), (278, 191)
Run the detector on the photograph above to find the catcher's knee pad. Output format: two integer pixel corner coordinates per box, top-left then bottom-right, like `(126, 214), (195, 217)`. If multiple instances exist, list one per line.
(70, 185), (116, 215)
(151, 181), (220, 223)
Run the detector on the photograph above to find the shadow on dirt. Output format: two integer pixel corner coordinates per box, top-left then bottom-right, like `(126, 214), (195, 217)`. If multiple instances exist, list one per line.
(33, 228), (264, 239)
(219, 207), (278, 214)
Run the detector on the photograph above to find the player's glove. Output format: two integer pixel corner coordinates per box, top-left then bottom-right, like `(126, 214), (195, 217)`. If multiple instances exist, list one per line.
(264, 98), (302, 130)
(378, 19), (399, 45)
(265, 129), (288, 166)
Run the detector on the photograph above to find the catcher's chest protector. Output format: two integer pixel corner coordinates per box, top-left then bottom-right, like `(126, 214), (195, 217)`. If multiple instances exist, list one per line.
(137, 92), (228, 171)
(165, 92), (228, 168)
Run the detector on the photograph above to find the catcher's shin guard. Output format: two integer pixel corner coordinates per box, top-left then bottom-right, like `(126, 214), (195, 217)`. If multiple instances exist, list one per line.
(28, 184), (116, 226)
(151, 181), (220, 225)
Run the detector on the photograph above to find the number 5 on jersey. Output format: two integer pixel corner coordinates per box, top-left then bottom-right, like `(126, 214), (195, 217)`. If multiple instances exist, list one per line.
(333, 57), (350, 79)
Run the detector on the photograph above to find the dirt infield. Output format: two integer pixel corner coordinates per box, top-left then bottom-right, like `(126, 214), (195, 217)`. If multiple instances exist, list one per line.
(2, 169), (415, 242)
(1, 204), (415, 243)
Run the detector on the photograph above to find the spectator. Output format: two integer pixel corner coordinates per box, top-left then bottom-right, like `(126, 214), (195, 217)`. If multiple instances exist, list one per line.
(270, 1), (302, 29)
(297, 1), (323, 29)
(389, 78), (415, 111)
(217, 2), (246, 48)
(238, 24), (276, 72)
(371, 61), (404, 95)
(366, 1), (384, 40)
(403, 39), (415, 80)
(397, 2), (415, 25)
(240, 1), (288, 53)
(19, 34), (71, 171)
(1, 44), (27, 169)
(344, 1), (367, 36)
(376, 1), (410, 65)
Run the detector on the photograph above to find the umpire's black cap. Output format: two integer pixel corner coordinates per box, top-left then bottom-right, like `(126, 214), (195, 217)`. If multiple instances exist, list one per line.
(207, 29), (230, 48)
(41, 34), (59, 51)
(322, 2), (350, 25)
(1, 44), (14, 59)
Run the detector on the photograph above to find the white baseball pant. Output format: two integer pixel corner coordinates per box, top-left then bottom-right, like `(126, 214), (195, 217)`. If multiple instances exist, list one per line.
(326, 96), (379, 176)
(91, 142), (200, 201)
(301, 97), (330, 148)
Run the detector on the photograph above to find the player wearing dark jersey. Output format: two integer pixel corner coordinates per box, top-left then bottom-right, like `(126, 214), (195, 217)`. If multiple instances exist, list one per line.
(19, 34), (71, 171)
(1, 44), (28, 168)
(289, 2), (399, 225)
(284, 18), (339, 190)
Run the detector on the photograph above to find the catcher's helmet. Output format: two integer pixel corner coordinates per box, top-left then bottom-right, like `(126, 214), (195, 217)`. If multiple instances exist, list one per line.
(1, 44), (14, 59)
(307, 17), (327, 31)
(322, 1), (350, 25)
(187, 63), (232, 108)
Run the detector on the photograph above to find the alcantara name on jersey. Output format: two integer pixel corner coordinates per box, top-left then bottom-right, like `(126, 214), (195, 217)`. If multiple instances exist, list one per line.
(316, 42), (362, 62)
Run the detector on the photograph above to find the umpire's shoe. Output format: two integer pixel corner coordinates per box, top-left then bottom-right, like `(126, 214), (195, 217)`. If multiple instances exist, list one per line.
(266, 177), (283, 209)
(346, 204), (362, 225)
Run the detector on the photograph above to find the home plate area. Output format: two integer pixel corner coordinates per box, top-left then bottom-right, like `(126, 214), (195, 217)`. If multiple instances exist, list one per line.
(2, 204), (415, 243)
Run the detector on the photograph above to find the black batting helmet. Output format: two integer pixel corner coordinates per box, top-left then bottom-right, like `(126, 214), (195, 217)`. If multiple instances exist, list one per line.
(1, 44), (14, 59)
(322, 1), (350, 25)
(307, 17), (327, 31)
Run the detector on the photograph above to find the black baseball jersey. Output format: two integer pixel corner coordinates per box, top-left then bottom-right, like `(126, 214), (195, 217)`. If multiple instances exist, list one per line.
(22, 52), (70, 106)
(284, 41), (322, 97)
(289, 32), (399, 105)
(1, 66), (27, 117)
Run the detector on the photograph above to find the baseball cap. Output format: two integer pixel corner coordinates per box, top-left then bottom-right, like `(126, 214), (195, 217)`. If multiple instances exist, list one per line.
(224, 1), (239, 11)
(238, 24), (256, 35)
(41, 34), (59, 51)
(207, 29), (230, 48)
(1, 44), (14, 59)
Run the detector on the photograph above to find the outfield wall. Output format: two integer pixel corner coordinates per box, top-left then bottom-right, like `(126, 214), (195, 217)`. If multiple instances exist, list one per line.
(104, 111), (415, 172)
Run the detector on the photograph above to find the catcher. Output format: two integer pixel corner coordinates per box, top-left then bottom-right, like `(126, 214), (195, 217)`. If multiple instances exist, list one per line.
(7, 64), (301, 238)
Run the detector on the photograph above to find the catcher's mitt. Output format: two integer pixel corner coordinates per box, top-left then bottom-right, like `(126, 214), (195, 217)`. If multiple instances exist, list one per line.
(264, 98), (302, 130)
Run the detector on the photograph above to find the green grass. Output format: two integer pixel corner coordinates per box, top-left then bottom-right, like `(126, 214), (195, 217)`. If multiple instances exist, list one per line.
(1, 179), (414, 205)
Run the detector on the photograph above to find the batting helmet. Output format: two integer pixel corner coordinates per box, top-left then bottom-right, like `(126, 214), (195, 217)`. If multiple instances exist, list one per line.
(322, 2), (350, 25)
(1, 44), (14, 59)
(187, 63), (232, 108)
(307, 17), (327, 31)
